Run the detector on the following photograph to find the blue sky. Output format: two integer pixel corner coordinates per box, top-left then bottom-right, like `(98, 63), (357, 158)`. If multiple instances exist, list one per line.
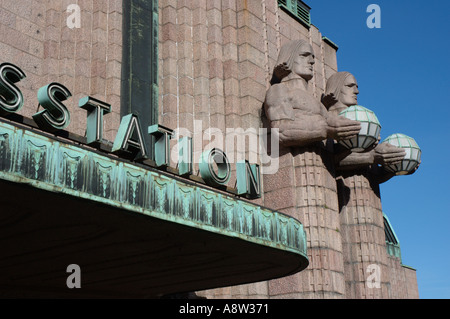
(308, 0), (450, 299)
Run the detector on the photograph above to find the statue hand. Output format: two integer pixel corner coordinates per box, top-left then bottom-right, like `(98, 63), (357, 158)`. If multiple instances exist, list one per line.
(373, 143), (406, 165)
(406, 160), (421, 175)
(322, 92), (338, 109)
(326, 115), (361, 141)
(363, 135), (380, 153)
(273, 62), (291, 81)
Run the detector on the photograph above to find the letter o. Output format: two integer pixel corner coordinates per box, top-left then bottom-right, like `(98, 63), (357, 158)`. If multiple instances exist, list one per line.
(199, 148), (231, 187)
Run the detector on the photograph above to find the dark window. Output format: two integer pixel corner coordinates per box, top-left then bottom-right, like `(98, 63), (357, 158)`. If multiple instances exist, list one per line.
(121, 0), (159, 158)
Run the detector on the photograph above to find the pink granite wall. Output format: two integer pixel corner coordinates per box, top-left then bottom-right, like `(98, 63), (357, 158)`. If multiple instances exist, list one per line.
(337, 171), (391, 298)
(387, 256), (419, 299)
(0, 0), (122, 142)
(0, 0), (419, 299)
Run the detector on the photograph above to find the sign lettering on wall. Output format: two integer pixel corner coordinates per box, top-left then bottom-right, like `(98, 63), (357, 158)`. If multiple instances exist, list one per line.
(0, 62), (261, 199)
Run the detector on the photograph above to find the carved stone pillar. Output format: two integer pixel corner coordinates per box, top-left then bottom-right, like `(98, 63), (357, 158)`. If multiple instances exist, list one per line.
(337, 170), (390, 298)
(267, 142), (345, 298)
(262, 40), (363, 299)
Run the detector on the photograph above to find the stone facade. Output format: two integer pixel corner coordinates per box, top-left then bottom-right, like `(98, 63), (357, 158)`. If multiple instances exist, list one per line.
(0, 0), (122, 141)
(0, 0), (418, 298)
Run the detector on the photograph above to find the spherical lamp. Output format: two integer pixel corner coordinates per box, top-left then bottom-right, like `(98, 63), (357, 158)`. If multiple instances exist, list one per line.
(338, 105), (381, 152)
(382, 134), (421, 175)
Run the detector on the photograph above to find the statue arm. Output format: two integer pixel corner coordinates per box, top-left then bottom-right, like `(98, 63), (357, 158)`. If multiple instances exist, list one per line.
(264, 85), (361, 148)
(336, 143), (407, 185)
(336, 150), (376, 170)
(270, 116), (329, 147)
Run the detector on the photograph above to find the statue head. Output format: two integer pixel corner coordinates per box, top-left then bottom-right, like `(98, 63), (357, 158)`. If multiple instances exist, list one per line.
(323, 72), (359, 109)
(271, 40), (315, 84)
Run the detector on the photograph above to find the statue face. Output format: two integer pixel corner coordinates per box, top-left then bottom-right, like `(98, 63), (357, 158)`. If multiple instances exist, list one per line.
(339, 75), (359, 106)
(292, 43), (315, 81)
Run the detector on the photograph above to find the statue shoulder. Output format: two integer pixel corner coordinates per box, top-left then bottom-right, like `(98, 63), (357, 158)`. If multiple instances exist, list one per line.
(265, 83), (290, 104)
(264, 84), (295, 121)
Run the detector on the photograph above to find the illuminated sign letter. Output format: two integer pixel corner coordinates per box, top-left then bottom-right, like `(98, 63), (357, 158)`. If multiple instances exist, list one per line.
(199, 148), (231, 188)
(0, 63), (26, 115)
(236, 160), (261, 199)
(79, 96), (111, 146)
(112, 114), (148, 161)
(178, 136), (193, 176)
(33, 83), (72, 132)
(148, 124), (174, 168)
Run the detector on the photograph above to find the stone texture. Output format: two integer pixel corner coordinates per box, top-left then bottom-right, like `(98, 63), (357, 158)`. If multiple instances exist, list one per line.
(0, 0), (419, 299)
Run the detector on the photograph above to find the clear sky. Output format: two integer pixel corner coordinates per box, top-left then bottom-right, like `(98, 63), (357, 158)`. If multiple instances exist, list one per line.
(307, 0), (450, 299)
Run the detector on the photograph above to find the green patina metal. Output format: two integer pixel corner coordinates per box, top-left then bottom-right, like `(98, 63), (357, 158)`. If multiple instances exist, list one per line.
(199, 148), (231, 188)
(322, 37), (339, 51)
(112, 113), (148, 161)
(79, 96), (112, 146)
(236, 160), (261, 199)
(278, 0), (311, 28)
(148, 124), (173, 168)
(177, 136), (193, 177)
(0, 63), (26, 115)
(121, 0), (159, 159)
(0, 120), (309, 260)
(33, 83), (72, 132)
(383, 213), (402, 260)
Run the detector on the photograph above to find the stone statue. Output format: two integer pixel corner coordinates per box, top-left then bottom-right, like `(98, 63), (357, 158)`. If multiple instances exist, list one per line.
(322, 71), (408, 182)
(323, 71), (406, 298)
(264, 40), (361, 148)
(262, 40), (363, 298)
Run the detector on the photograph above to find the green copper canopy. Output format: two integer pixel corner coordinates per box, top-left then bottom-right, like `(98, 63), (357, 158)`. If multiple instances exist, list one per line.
(0, 119), (308, 297)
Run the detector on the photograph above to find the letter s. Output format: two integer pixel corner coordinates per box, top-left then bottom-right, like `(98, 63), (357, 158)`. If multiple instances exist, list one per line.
(0, 63), (26, 115)
(33, 83), (72, 132)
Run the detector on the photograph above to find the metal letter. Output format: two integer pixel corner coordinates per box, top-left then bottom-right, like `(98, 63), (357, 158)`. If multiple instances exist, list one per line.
(79, 96), (111, 146)
(0, 63), (26, 115)
(236, 160), (261, 199)
(178, 136), (193, 176)
(148, 124), (174, 167)
(199, 148), (231, 187)
(33, 83), (72, 132)
(112, 114), (148, 161)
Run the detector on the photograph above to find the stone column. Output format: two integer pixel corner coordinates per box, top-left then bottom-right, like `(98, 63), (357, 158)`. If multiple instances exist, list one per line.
(267, 143), (345, 298)
(337, 170), (390, 298)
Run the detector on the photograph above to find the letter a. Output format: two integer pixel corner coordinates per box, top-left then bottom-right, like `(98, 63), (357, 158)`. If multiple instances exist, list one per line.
(66, 264), (81, 289)
(366, 4), (381, 29)
(67, 4), (81, 29)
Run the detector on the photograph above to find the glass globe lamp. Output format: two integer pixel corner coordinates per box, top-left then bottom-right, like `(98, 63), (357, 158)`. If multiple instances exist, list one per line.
(382, 133), (421, 175)
(338, 105), (381, 152)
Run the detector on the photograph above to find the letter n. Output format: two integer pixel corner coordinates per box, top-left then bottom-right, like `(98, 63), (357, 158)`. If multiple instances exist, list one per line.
(236, 160), (261, 199)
